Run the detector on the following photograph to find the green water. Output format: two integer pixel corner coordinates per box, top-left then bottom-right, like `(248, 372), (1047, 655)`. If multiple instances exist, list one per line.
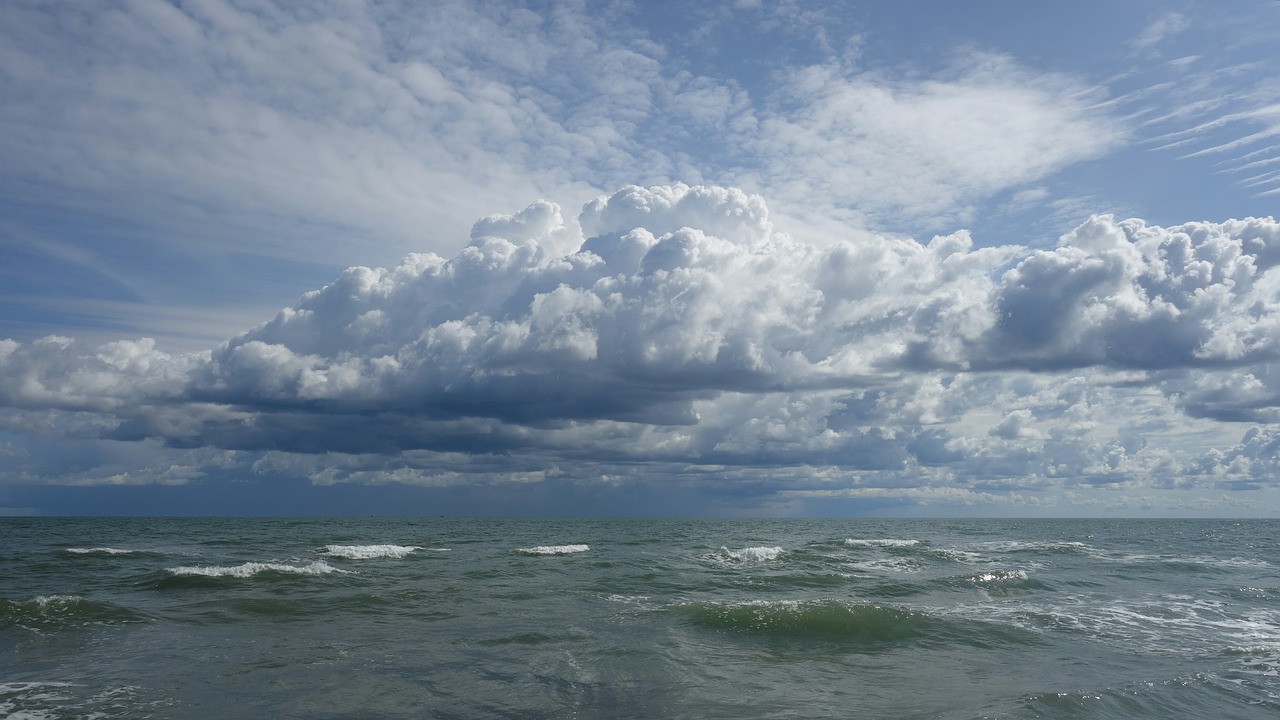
(2, 518), (1278, 718)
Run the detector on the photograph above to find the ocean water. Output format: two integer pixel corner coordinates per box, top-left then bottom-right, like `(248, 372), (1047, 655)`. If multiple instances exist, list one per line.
(1, 518), (1278, 719)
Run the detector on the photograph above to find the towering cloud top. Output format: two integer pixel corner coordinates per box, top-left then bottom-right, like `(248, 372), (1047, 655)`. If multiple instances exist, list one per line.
(200, 183), (994, 422)
(1, 186), (1278, 501)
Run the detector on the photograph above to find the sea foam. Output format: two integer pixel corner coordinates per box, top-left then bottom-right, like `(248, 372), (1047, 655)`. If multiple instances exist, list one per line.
(66, 547), (136, 555)
(850, 558), (923, 574)
(167, 561), (344, 578)
(517, 544), (590, 555)
(845, 538), (920, 548)
(971, 569), (1030, 584)
(718, 546), (783, 562)
(320, 544), (420, 559)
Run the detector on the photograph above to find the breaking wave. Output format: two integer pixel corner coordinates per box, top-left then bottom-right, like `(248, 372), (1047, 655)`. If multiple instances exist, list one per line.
(2, 595), (148, 628)
(66, 547), (138, 555)
(716, 546), (783, 562)
(166, 561), (345, 578)
(963, 569), (1044, 596)
(845, 538), (920, 548)
(971, 569), (1030, 584)
(319, 544), (420, 559)
(517, 545), (590, 556)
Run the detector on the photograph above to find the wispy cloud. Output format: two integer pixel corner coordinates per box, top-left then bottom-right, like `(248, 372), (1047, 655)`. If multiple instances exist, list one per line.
(742, 53), (1124, 234)
(1130, 12), (1189, 54)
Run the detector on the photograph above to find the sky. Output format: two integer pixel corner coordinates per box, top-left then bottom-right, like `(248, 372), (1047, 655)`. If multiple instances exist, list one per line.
(1, 0), (1279, 517)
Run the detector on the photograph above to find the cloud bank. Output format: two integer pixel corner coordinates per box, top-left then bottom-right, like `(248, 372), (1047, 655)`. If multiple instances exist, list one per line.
(2, 184), (1278, 512)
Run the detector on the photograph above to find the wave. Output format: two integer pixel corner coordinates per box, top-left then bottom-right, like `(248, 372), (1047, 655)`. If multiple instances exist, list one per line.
(848, 558), (924, 574)
(973, 540), (1093, 555)
(1020, 667), (1280, 719)
(970, 569), (1030, 584)
(990, 593), (1280, 659)
(0, 681), (164, 718)
(476, 630), (592, 647)
(603, 594), (653, 605)
(1, 595), (149, 628)
(669, 598), (1039, 649)
(716, 546), (783, 562)
(844, 538), (920, 548)
(923, 547), (991, 564)
(166, 561), (346, 578)
(517, 544), (590, 556)
(66, 547), (138, 555)
(319, 544), (420, 559)
(964, 569), (1044, 596)
(671, 599), (928, 642)
(1111, 553), (1271, 571)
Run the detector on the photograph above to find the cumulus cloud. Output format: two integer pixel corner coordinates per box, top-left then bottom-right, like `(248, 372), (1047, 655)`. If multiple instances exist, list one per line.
(1190, 426), (1280, 490)
(1, 184), (1278, 510)
(970, 214), (1280, 370)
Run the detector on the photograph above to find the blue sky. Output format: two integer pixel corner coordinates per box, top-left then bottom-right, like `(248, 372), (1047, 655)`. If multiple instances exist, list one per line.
(1, 0), (1279, 517)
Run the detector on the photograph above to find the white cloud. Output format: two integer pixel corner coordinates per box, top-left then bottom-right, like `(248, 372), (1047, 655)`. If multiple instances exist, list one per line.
(0, 1), (1134, 276)
(1, 184), (1277, 511)
(1131, 12), (1189, 54)
(0, 0), (666, 268)
(743, 54), (1124, 233)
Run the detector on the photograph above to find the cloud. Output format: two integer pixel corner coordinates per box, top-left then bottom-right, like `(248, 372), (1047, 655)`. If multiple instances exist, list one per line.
(743, 53), (1124, 233)
(186, 183), (1010, 428)
(1, 184), (1278, 509)
(1190, 425), (1280, 489)
(0, 0), (668, 267)
(1131, 12), (1189, 54)
(956, 214), (1280, 372)
(0, 1), (1131, 272)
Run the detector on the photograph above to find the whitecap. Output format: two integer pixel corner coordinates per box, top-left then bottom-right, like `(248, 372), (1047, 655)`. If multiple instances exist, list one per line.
(974, 540), (1091, 554)
(320, 544), (420, 559)
(718, 546), (783, 562)
(66, 547), (136, 555)
(927, 547), (990, 564)
(844, 538), (920, 548)
(26, 595), (86, 608)
(517, 544), (589, 555)
(603, 594), (652, 605)
(971, 570), (1029, 584)
(167, 561), (345, 578)
(849, 558), (923, 574)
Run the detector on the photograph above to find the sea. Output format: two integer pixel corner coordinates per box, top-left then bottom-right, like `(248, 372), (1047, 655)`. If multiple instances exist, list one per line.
(1, 517), (1277, 719)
